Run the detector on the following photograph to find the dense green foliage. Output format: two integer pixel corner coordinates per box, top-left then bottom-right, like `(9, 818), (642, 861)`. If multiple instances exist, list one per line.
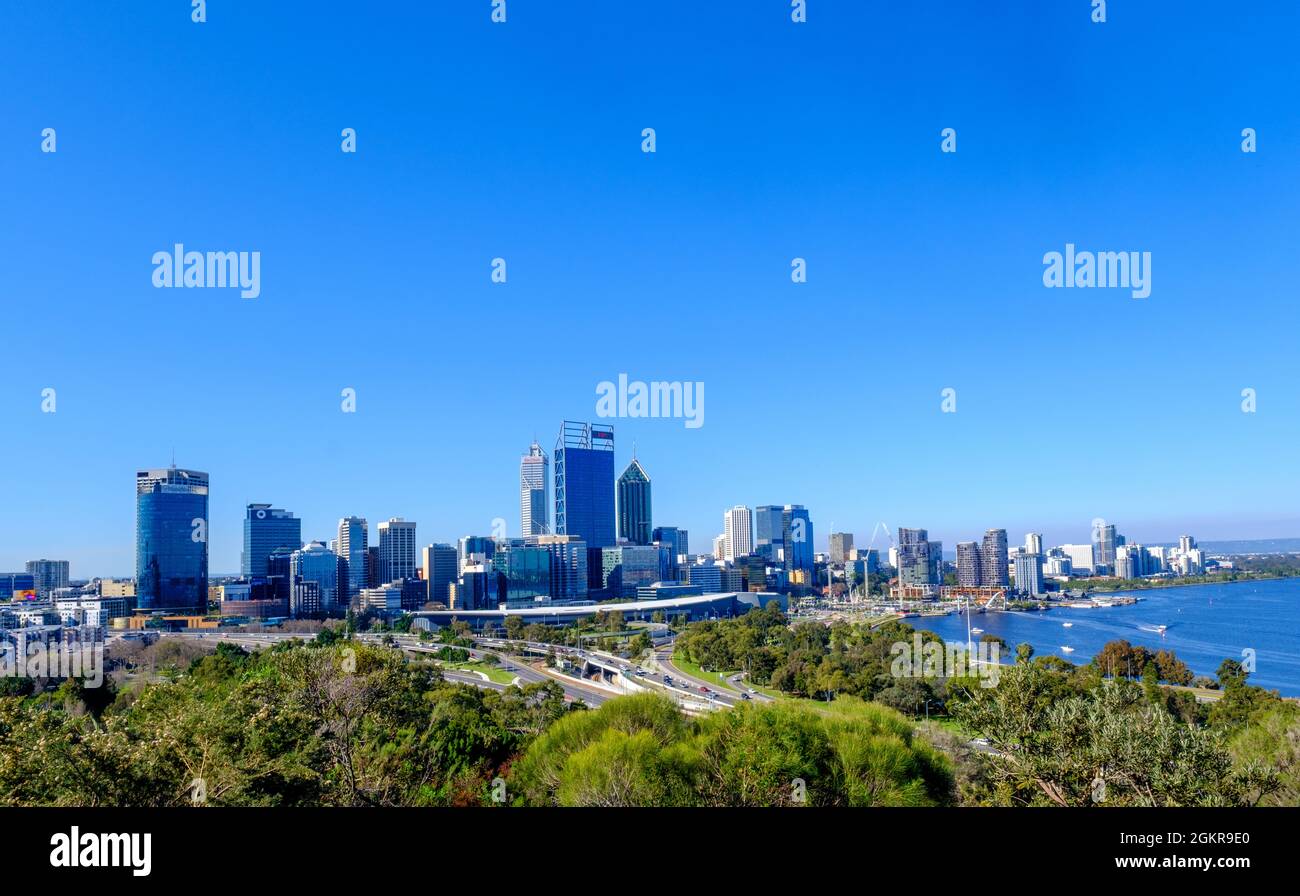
(0, 641), (569, 806)
(511, 692), (954, 807)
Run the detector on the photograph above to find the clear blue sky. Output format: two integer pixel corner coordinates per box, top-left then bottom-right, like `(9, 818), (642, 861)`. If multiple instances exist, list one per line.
(3, 1), (1299, 576)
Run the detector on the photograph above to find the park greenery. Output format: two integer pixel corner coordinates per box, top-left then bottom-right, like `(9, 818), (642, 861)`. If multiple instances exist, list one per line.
(2, 604), (1295, 807)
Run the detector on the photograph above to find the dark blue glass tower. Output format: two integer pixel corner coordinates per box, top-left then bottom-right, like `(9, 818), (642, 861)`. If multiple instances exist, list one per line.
(136, 467), (209, 613)
(554, 421), (615, 588)
(242, 504), (302, 577)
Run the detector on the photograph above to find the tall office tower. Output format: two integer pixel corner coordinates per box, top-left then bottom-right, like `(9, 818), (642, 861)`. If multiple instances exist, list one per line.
(782, 506), (815, 581)
(1025, 533), (1043, 556)
(1093, 522), (1117, 574)
(1014, 552), (1045, 595)
(365, 546), (381, 587)
(1178, 534), (1196, 554)
(897, 527), (935, 586)
(520, 441), (550, 536)
(554, 421), (616, 547)
(652, 526), (688, 581)
(616, 458), (653, 545)
(723, 505), (753, 561)
(241, 504), (301, 577)
(712, 534), (727, 561)
(956, 541), (982, 587)
(337, 517), (369, 600)
(828, 533), (854, 564)
(290, 541), (341, 613)
(980, 529), (1009, 587)
(554, 421), (616, 588)
(377, 518), (417, 583)
(753, 505), (784, 562)
(25, 559), (70, 597)
(136, 467), (209, 613)
(420, 543), (456, 606)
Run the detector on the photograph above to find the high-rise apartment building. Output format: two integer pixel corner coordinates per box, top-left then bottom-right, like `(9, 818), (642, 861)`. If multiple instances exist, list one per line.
(1014, 552), (1045, 595)
(520, 442), (550, 536)
(136, 466), (209, 613)
(981, 529), (1009, 587)
(25, 559), (70, 597)
(828, 533), (854, 564)
(1025, 533), (1043, 556)
(956, 542), (982, 587)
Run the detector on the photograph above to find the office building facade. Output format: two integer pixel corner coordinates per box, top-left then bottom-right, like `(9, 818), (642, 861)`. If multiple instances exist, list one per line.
(616, 458), (653, 545)
(520, 441), (550, 536)
(242, 504), (301, 578)
(377, 518), (417, 583)
(337, 517), (368, 601)
(136, 467), (209, 613)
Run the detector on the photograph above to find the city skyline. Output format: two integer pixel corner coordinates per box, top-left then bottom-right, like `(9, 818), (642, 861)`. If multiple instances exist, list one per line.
(5, 3), (1300, 573)
(1, 448), (1291, 578)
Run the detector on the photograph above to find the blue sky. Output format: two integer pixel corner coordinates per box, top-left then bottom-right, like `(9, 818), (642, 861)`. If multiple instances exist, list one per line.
(3, 1), (1300, 576)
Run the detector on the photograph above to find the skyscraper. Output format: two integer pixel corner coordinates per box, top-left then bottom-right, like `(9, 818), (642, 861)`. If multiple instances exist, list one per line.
(422, 543), (457, 606)
(1025, 532), (1043, 556)
(554, 421), (616, 547)
(956, 542), (982, 587)
(981, 529), (1009, 587)
(897, 527), (935, 586)
(242, 504), (301, 577)
(554, 421), (616, 588)
(136, 466), (209, 613)
(1014, 551), (1045, 595)
(520, 442), (550, 536)
(723, 505), (753, 561)
(782, 505), (815, 582)
(828, 533), (854, 564)
(337, 517), (369, 601)
(616, 458), (653, 545)
(754, 505), (784, 562)
(1094, 522), (1118, 574)
(25, 559), (69, 597)
(377, 518), (417, 583)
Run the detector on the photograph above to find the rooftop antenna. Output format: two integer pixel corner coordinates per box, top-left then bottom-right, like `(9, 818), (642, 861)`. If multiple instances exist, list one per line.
(171, 447), (176, 469)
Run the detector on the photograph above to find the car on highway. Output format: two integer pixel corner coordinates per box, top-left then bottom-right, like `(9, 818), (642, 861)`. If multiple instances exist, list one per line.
(699, 686), (709, 693)
(740, 693), (751, 700)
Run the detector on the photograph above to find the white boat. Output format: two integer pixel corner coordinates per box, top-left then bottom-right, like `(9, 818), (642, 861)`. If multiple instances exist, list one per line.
(970, 627), (984, 634)
(1062, 622), (1073, 628)
(1060, 645), (1075, 653)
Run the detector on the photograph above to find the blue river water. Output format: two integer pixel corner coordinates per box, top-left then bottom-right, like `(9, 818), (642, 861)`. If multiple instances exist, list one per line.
(911, 577), (1300, 696)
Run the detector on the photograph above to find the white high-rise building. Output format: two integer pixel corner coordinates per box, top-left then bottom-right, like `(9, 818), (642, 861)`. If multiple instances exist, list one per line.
(337, 517), (368, 600)
(1058, 543), (1095, 575)
(377, 518), (417, 583)
(1025, 533), (1043, 556)
(712, 534), (727, 561)
(520, 442), (550, 536)
(723, 505), (753, 561)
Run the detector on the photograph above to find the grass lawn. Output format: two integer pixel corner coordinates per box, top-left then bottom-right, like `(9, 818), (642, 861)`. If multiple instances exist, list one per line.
(669, 651), (742, 692)
(443, 661), (517, 686)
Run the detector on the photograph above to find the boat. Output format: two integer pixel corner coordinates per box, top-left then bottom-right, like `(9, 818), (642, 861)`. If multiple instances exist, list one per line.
(970, 627), (984, 634)
(1069, 601), (1095, 609)
(1060, 645), (1075, 653)
(1062, 622), (1073, 627)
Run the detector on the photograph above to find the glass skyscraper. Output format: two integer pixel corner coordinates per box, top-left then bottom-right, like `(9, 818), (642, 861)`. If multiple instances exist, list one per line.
(753, 505), (784, 562)
(554, 421), (615, 588)
(520, 442), (550, 536)
(242, 504), (302, 577)
(136, 467), (209, 613)
(616, 458), (652, 545)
